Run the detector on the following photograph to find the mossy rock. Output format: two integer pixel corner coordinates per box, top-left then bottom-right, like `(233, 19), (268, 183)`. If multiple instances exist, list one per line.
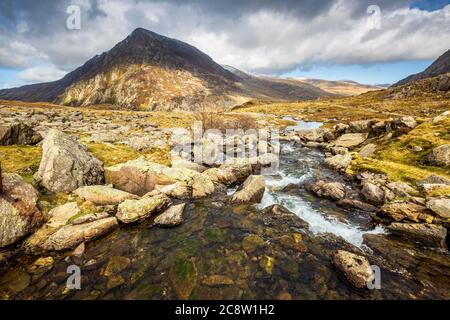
(169, 258), (197, 300)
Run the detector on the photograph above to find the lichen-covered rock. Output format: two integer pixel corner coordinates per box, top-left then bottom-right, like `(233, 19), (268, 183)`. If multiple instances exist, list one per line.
(426, 198), (450, 219)
(361, 181), (385, 205)
(41, 217), (118, 251)
(171, 159), (206, 173)
(0, 174), (44, 247)
(116, 194), (171, 224)
(388, 223), (447, 249)
(332, 133), (368, 149)
(105, 165), (156, 196)
(46, 202), (81, 229)
(358, 143), (377, 158)
(336, 199), (378, 212)
(331, 250), (374, 290)
(73, 185), (138, 205)
(147, 182), (192, 200)
(34, 129), (104, 192)
(347, 120), (374, 133)
(231, 175), (265, 204)
(153, 203), (186, 227)
(311, 180), (345, 201)
(192, 173), (215, 198)
(426, 144), (450, 167)
(380, 202), (428, 222)
(324, 153), (352, 171)
(392, 116), (417, 130)
(0, 122), (42, 146)
(386, 182), (418, 197)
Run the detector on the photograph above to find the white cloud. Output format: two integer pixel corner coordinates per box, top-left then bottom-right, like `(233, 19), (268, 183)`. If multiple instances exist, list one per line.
(18, 65), (66, 83)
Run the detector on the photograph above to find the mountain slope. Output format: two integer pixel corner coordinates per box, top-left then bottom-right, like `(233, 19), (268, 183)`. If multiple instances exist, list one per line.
(0, 28), (331, 110)
(297, 78), (384, 96)
(393, 49), (450, 87)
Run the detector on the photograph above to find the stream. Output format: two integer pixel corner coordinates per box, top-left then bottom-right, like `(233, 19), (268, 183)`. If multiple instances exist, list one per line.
(0, 122), (449, 300)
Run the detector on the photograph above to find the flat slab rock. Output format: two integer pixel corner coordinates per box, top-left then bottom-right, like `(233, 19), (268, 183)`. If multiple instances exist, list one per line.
(74, 185), (138, 205)
(332, 133), (368, 149)
(153, 203), (186, 227)
(116, 194), (171, 224)
(388, 222), (447, 249)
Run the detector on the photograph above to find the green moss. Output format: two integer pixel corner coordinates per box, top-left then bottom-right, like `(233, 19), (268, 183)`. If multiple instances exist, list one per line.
(0, 145), (42, 174)
(204, 228), (226, 243)
(87, 143), (141, 167)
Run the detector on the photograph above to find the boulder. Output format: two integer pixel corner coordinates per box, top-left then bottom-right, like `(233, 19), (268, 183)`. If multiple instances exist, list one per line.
(105, 165), (156, 196)
(34, 129), (104, 192)
(358, 143), (377, 158)
(73, 185), (138, 205)
(40, 217), (118, 251)
(171, 159), (207, 173)
(380, 202), (428, 222)
(330, 146), (349, 155)
(417, 174), (450, 187)
(332, 133), (368, 149)
(426, 144), (450, 167)
(388, 223), (447, 249)
(116, 194), (171, 224)
(347, 120), (374, 133)
(336, 199), (378, 212)
(324, 153), (352, 171)
(426, 198), (450, 219)
(386, 182), (418, 197)
(311, 180), (345, 201)
(333, 123), (349, 135)
(46, 202), (81, 229)
(0, 174), (44, 247)
(361, 181), (385, 205)
(392, 116), (417, 130)
(147, 182), (192, 200)
(231, 175), (265, 204)
(331, 250), (373, 290)
(0, 123), (42, 146)
(192, 173), (215, 198)
(153, 203), (186, 227)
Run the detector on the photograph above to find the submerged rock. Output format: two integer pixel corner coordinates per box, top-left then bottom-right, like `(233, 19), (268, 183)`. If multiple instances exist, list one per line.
(153, 203), (186, 227)
(231, 175), (265, 204)
(116, 194), (171, 224)
(331, 250), (373, 290)
(74, 185), (138, 205)
(34, 129), (104, 192)
(388, 223), (447, 249)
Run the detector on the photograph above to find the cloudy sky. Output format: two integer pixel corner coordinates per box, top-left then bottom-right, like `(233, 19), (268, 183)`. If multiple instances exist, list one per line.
(0, 0), (449, 88)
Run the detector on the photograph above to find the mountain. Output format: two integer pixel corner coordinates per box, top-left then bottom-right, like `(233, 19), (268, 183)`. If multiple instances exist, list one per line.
(393, 49), (450, 87)
(296, 78), (384, 96)
(0, 28), (331, 110)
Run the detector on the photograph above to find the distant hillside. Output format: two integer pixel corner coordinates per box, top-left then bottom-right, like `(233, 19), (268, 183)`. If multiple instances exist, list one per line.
(297, 78), (384, 96)
(385, 73), (450, 99)
(394, 49), (450, 87)
(0, 28), (331, 111)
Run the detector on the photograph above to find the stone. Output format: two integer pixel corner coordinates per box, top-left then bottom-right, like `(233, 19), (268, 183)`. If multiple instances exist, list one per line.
(34, 129), (104, 192)
(202, 275), (234, 286)
(347, 120), (374, 133)
(392, 116), (417, 130)
(324, 153), (352, 171)
(28, 257), (54, 275)
(242, 234), (265, 253)
(332, 133), (368, 149)
(192, 174), (215, 198)
(0, 174), (44, 247)
(153, 203), (186, 227)
(333, 123), (349, 135)
(380, 202), (428, 222)
(0, 122), (42, 145)
(148, 182), (192, 200)
(336, 199), (378, 212)
(105, 165), (156, 196)
(388, 223), (447, 249)
(417, 174), (450, 187)
(116, 194), (171, 224)
(358, 143), (377, 158)
(330, 146), (349, 155)
(169, 258), (197, 300)
(40, 217), (118, 251)
(46, 202), (81, 229)
(71, 242), (85, 258)
(231, 175), (265, 204)
(427, 144), (450, 167)
(386, 182), (418, 197)
(331, 250), (373, 290)
(361, 181), (385, 205)
(311, 180), (345, 201)
(71, 212), (110, 225)
(171, 159), (207, 173)
(73, 185), (138, 205)
(103, 256), (131, 277)
(426, 198), (450, 219)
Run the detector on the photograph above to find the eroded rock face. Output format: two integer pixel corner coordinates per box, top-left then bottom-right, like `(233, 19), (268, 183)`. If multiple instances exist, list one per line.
(116, 194), (171, 224)
(153, 203), (186, 227)
(388, 223), (447, 249)
(427, 144), (450, 167)
(231, 175), (265, 204)
(332, 133), (368, 149)
(0, 123), (42, 146)
(331, 250), (373, 290)
(311, 180), (345, 201)
(73, 185), (138, 205)
(0, 174), (44, 247)
(40, 217), (119, 251)
(34, 129), (104, 192)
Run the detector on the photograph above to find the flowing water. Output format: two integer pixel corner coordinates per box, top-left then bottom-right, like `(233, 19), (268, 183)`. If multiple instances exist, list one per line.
(1, 140), (449, 300)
